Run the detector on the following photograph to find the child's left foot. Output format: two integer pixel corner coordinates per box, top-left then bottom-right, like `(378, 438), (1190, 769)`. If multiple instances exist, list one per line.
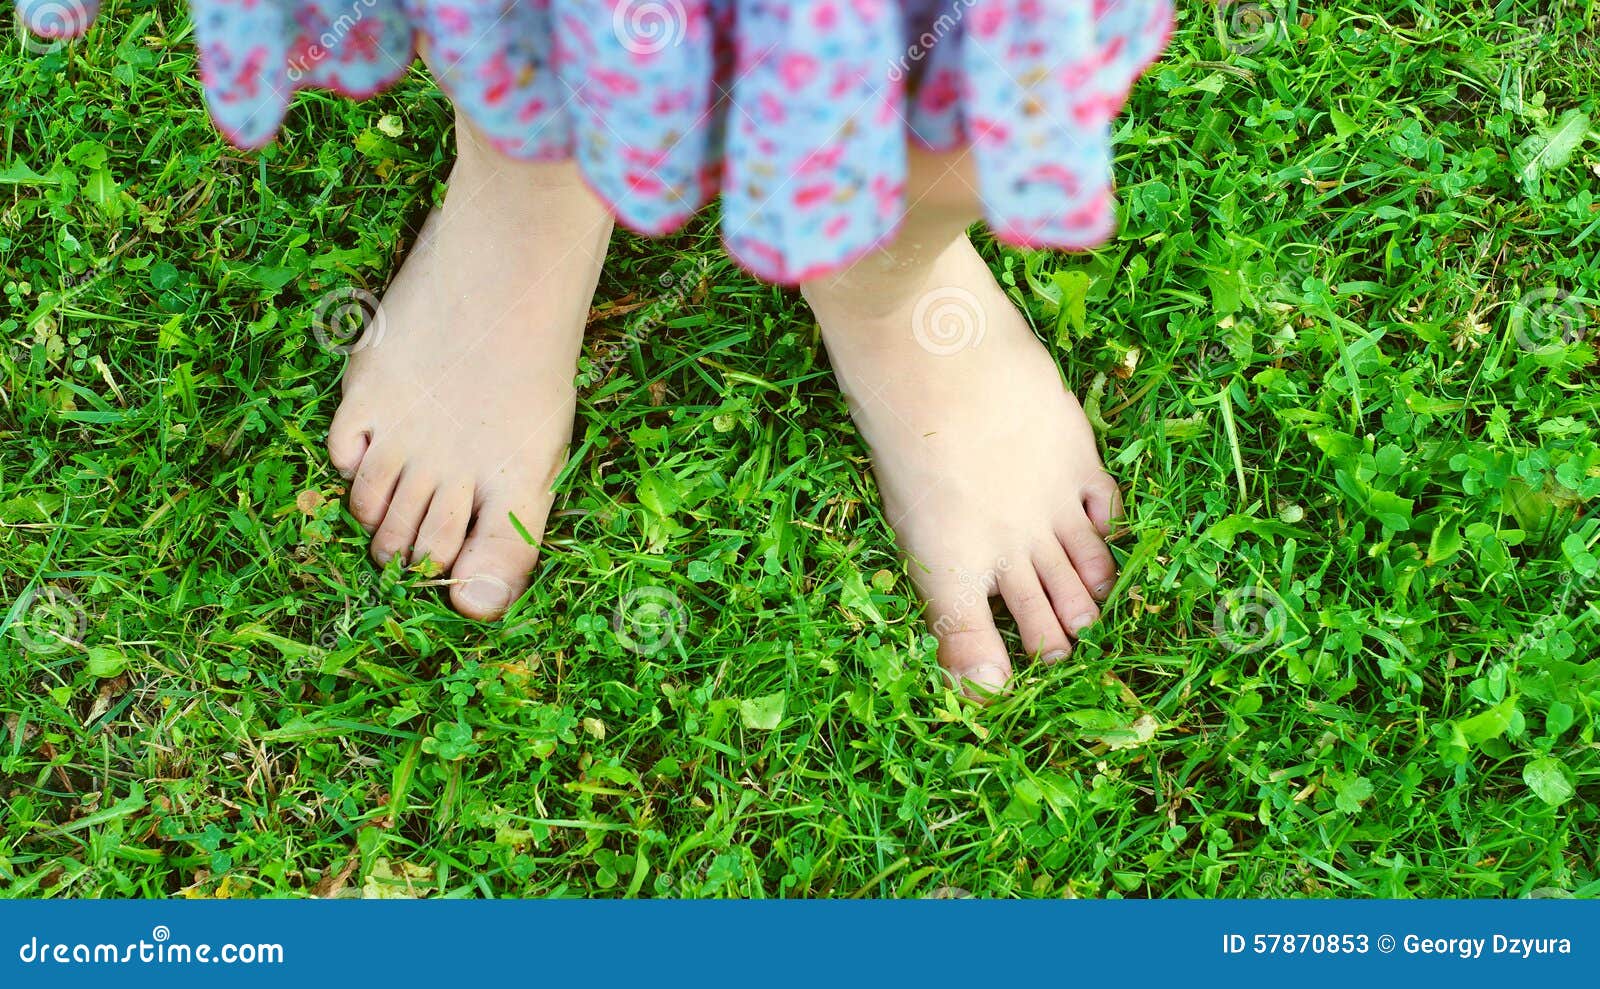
(805, 234), (1122, 698)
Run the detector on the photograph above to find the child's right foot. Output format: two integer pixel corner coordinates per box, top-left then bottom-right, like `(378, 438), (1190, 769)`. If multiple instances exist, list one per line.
(326, 128), (613, 619)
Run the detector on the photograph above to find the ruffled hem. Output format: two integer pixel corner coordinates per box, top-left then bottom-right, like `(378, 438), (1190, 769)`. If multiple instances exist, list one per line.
(19, 0), (1174, 285)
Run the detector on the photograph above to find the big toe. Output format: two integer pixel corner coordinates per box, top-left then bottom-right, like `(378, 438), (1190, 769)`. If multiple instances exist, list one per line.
(926, 587), (1012, 701)
(448, 499), (546, 620)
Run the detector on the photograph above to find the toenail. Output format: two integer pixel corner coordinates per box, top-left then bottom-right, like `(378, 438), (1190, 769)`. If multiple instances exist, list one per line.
(1043, 649), (1071, 664)
(1071, 613), (1097, 634)
(461, 576), (511, 612)
(970, 664), (1009, 689)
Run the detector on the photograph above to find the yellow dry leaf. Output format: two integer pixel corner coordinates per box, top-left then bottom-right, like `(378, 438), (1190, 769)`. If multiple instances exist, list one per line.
(362, 858), (435, 899)
(1093, 714), (1161, 752)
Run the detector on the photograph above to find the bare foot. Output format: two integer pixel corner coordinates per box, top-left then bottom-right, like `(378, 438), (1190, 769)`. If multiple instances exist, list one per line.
(805, 234), (1122, 698)
(326, 121), (613, 619)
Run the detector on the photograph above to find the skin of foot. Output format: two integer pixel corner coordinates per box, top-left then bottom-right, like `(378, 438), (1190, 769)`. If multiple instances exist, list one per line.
(804, 231), (1123, 699)
(326, 118), (614, 619)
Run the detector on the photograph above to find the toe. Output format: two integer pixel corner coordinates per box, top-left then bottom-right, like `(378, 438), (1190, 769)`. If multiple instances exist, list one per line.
(1059, 508), (1118, 602)
(925, 586), (1012, 701)
(411, 483), (473, 574)
(448, 497), (546, 620)
(370, 470), (435, 565)
(349, 448), (403, 532)
(327, 402), (371, 480)
(999, 567), (1073, 662)
(1082, 474), (1124, 538)
(1035, 544), (1101, 639)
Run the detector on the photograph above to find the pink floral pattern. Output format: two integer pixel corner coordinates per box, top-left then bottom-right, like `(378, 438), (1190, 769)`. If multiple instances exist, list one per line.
(19, 0), (1174, 284)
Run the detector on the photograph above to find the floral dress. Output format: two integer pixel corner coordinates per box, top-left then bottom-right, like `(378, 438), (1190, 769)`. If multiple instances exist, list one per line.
(18, 0), (1174, 284)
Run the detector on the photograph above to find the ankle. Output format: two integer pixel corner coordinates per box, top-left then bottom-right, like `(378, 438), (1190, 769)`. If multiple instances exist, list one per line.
(451, 116), (606, 211)
(438, 154), (613, 270)
(804, 229), (986, 337)
(804, 239), (953, 322)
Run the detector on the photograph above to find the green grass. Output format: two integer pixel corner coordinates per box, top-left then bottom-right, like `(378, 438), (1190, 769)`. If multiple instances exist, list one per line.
(3, 0), (1599, 899)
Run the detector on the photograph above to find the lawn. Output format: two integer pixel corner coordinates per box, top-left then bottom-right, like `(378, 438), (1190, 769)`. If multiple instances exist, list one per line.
(2, 0), (1598, 899)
